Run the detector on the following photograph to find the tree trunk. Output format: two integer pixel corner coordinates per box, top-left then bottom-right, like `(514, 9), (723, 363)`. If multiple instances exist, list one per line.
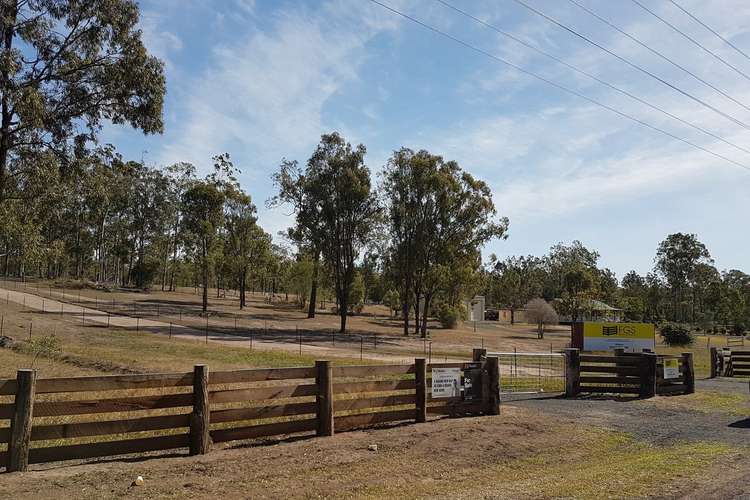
(339, 290), (348, 334)
(308, 255), (318, 318)
(201, 239), (208, 313)
(239, 267), (247, 309)
(538, 322), (544, 339)
(413, 291), (421, 336)
(0, 2), (17, 203)
(420, 294), (432, 338)
(510, 307), (515, 325)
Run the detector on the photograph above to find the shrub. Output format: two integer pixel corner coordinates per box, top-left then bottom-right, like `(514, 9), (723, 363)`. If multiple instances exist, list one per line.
(438, 304), (461, 329)
(732, 322), (746, 336)
(660, 323), (694, 347)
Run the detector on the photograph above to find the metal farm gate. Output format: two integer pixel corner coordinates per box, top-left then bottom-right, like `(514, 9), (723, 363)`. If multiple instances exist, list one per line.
(486, 351), (566, 397)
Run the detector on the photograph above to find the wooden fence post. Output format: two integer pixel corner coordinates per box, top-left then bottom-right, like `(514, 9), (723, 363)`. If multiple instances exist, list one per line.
(415, 358), (427, 423)
(681, 352), (695, 394)
(640, 353), (657, 398)
(472, 348), (487, 362)
(189, 365), (210, 455)
(709, 347), (718, 378)
(9, 369), (36, 472)
(315, 360), (333, 437)
(564, 348), (580, 397)
(485, 356), (500, 415)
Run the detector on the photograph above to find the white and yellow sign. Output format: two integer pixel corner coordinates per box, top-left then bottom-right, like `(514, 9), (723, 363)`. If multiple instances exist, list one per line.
(582, 322), (655, 353)
(663, 358), (680, 379)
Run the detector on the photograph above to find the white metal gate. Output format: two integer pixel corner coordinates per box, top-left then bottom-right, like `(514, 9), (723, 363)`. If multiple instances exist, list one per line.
(486, 351), (566, 396)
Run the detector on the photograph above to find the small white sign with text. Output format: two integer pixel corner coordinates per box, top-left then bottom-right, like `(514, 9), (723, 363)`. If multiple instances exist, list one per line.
(431, 367), (461, 398)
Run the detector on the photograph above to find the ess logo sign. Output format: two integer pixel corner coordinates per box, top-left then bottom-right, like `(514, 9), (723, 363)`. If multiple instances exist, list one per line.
(602, 325), (636, 336)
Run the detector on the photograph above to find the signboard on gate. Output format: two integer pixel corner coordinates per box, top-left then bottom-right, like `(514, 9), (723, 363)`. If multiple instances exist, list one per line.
(580, 322), (656, 353)
(431, 367), (461, 398)
(663, 358), (680, 379)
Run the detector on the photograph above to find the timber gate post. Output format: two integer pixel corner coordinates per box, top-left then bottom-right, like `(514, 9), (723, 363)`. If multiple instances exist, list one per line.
(189, 365), (210, 455)
(639, 353), (657, 398)
(9, 369), (36, 472)
(681, 352), (695, 394)
(709, 347), (718, 378)
(415, 358), (426, 423)
(315, 360), (333, 436)
(485, 356), (500, 415)
(564, 348), (580, 397)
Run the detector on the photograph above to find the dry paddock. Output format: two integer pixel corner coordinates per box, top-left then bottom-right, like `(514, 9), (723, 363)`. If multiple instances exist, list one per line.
(1, 378), (748, 500)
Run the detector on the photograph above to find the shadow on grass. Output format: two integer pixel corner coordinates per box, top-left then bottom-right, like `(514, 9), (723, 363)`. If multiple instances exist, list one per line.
(728, 417), (750, 429)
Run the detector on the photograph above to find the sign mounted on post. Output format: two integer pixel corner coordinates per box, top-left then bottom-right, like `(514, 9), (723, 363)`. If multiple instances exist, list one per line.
(431, 367), (461, 398)
(663, 358), (680, 379)
(573, 322), (656, 353)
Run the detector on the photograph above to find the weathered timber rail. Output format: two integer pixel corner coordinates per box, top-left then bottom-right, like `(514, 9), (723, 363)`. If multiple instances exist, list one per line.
(0, 358), (499, 472)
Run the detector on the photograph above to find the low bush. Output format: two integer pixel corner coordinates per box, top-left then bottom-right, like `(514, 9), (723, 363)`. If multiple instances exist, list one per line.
(438, 304), (460, 329)
(660, 323), (695, 347)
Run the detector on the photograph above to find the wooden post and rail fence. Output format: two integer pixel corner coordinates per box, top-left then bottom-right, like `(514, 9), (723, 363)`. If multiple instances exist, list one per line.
(0, 357), (500, 472)
(710, 347), (750, 378)
(564, 348), (694, 398)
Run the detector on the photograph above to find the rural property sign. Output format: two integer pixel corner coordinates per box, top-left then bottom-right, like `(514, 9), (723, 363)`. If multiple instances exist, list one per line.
(663, 358), (680, 379)
(580, 322), (656, 353)
(431, 367), (461, 398)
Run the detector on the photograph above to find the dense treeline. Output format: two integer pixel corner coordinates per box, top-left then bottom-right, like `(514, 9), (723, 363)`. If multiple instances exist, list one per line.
(485, 235), (750, 333)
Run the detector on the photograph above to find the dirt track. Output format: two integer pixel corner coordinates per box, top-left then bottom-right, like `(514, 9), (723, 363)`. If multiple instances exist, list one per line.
(0, 286), (464, 364)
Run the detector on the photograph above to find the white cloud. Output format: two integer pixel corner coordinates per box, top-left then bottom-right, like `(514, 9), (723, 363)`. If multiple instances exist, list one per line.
(156, 0), (402, 172)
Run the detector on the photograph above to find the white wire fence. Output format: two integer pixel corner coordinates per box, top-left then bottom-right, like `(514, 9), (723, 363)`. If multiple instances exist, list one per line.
(487, 351), (566, 395)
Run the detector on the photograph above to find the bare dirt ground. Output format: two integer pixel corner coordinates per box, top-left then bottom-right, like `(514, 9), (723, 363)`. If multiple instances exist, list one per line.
(0, 378), (747, 499)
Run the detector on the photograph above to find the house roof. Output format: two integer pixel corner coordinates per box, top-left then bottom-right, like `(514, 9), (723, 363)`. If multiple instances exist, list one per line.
(588, 299), (622, 311)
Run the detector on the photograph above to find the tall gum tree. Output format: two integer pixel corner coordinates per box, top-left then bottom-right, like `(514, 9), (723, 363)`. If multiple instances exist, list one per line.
(0, 0), (165, 202)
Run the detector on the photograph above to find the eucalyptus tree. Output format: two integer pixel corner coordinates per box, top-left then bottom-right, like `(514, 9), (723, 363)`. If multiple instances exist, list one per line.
(0, 0), (166, 203)
(182, 180), (226, 313)
(303, 133), (380, 333)
(271, 158), (324, 318)
(490, 255), (543, 325)
(655, 233), (713, 322)
(383, 148), (508, 337)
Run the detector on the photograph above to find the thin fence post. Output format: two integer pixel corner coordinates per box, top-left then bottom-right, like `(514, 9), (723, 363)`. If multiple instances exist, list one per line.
(189, 365), (210, 455)
(485, 356), (500, 415)
(107, 312), (110, 328)
(169, 322), (173, 339)
(9, 369), (36, 472)
(0, 315), (4, 336)
(640, 352), (657, 398)
(315, 360), (333, 437)
(682, 352), (695, 394)
(564, 348), (580, 397)
(415, 358), (427, 423)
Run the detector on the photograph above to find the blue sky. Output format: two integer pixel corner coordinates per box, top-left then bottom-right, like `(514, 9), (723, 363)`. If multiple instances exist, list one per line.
(103, 0), (750, 279)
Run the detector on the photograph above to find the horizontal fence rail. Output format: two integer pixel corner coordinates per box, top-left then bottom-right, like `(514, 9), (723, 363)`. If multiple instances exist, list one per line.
(0, 358), (498, 472)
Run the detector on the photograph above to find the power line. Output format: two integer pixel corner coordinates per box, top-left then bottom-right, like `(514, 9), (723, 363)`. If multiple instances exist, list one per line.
(630, 0), (750, 83)
(509, 0), (750, 132)
(366, 0), (750, 172)
(433, 0), (750, 156)
(565, 0), (750, 114)
(666, 0), (750, 62)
